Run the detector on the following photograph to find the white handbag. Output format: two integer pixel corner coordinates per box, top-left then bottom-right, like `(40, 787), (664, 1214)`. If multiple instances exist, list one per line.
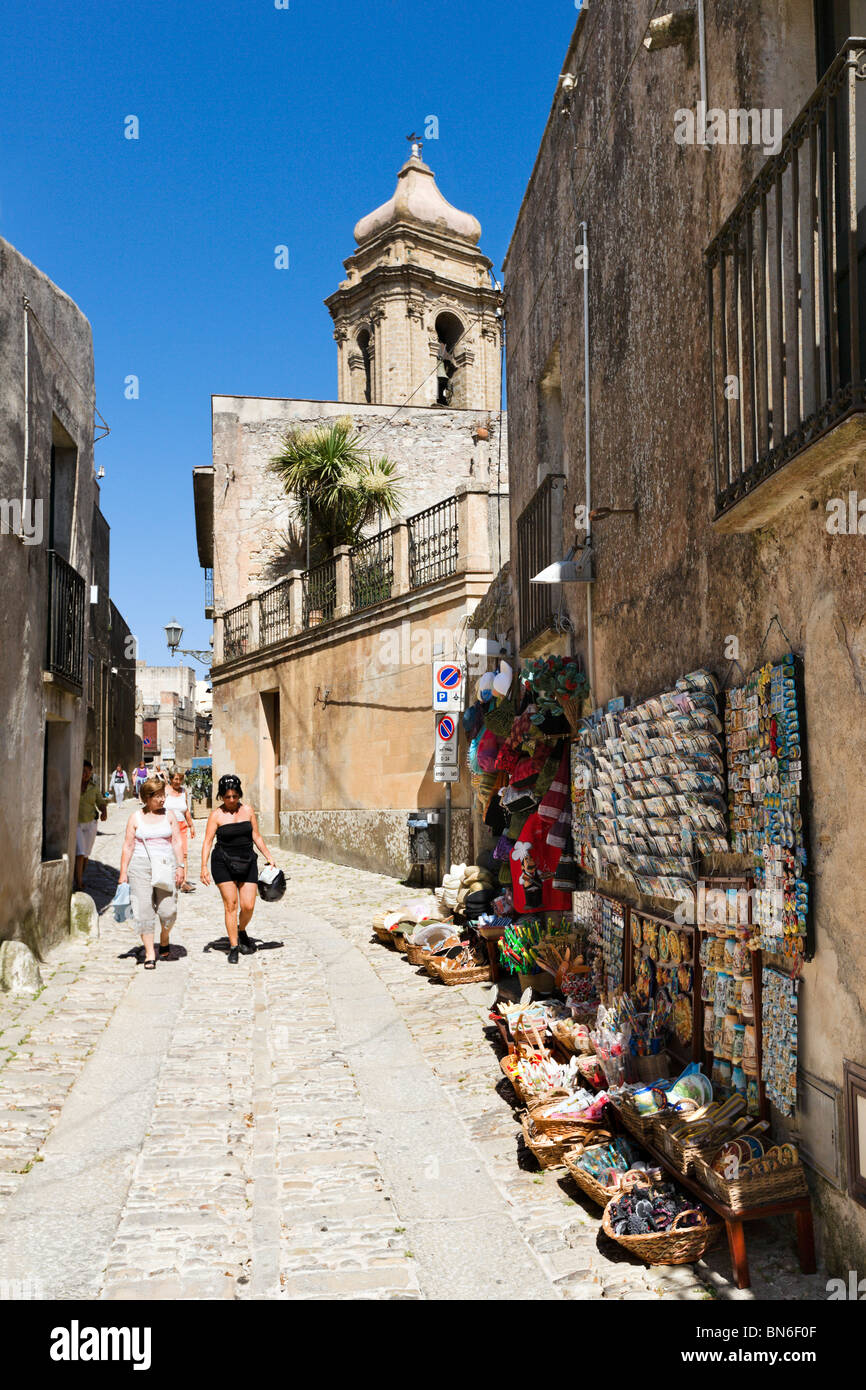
(139, 814), (176, 892)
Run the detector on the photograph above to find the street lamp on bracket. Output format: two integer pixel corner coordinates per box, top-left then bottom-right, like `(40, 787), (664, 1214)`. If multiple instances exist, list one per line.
(164, 618), (212, 668)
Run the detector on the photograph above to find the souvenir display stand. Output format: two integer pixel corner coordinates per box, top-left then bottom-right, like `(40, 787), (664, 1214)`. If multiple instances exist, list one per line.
(366, 654), (815, 1293)
(627, 904), (700, 1070)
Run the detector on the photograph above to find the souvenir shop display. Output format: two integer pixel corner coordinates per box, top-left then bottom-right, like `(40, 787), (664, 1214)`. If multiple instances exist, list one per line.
(761, 967), (799, 1116)
(591, 894), (626, 998)
(628, 907), (698, 1060)
(368, 636), (816, 1289)
(497, 914), (576, 991)
(724, 653), (810, 965)
(563, 1135), (653, 1205)
(695, 879), (765, 1117)
(573, 669), (729, 903)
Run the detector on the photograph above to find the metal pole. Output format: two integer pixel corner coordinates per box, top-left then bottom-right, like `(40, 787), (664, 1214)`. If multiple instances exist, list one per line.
(305, 496), (310, 572)
(444, 782), (452, 874)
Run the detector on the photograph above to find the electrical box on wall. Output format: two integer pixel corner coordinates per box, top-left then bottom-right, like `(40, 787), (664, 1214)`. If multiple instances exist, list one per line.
(797, 1070), (843, 1188)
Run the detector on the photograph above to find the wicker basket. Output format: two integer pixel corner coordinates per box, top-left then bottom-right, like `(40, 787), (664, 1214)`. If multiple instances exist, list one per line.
(601, 1201), (723, 1266)
(406, 941), (431, 967)
(692, 1154), (809, 1213)
(435, 960), (491, 986)
(521, 1111), (573, 1170)
(373, 923), (396, 947)
(563, 1149), (622, 1208)
(613, 1098), (667, 1142)
(530, 1096), (612, 1145)
(653, 1114), (718, 1176)
(500, 1056), (528, 1103)
(392, 931), (409, 954)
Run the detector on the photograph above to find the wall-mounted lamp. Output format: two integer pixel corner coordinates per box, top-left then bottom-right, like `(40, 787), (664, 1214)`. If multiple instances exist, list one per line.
(470, 636), (513, 658)
(530, 543), (594, 584)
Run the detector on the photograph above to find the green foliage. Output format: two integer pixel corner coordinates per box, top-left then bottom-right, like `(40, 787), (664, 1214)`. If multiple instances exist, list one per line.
(269, 419), (404, 560)
(185, 767), (212, 802)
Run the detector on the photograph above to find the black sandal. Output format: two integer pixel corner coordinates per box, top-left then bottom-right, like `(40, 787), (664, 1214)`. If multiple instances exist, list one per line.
(158, 943), (171, 959)
(144, 959), (156, 970)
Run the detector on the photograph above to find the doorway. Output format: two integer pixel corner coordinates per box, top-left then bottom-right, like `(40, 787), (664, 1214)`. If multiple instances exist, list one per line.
(260, 690), (281, 837)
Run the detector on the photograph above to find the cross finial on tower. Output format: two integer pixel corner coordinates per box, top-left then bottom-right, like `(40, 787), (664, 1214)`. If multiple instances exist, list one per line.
(406, 131), (423, 159)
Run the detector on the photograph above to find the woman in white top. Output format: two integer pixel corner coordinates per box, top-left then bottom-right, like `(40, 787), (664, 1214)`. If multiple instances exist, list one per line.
(118, 776), (185, 968)
(165, 770), (195, 892)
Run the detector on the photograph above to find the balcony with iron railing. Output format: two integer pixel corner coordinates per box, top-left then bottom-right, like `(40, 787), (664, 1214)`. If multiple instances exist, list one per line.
(516, 473), (565, 650)
(350, 528), (395, 611)
(212, 484), (493, 668)
(707, 40), (866, 531)
(46, 550), (85, 689)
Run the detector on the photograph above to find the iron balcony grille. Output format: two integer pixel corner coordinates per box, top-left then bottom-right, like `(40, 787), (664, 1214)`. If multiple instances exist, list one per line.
(302, 556), (337, 628)
(223, 601), (250, 661)
(706, 39), (866, 520)
(259, 579), (292, 647)
(46, 550), (85, 688)
(408, 496), (458, 588)
(516, 476), (555, 648)
(350, 529), (395, 611)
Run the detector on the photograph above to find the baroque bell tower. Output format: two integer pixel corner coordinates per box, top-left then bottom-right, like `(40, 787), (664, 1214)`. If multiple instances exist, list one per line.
(325, 139), (503, 411)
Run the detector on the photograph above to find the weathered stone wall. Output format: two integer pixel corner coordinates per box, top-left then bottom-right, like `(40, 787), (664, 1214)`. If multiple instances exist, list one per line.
(0, 236), (97, 955)
(210, 395), (508, 614)
(504, 1), (866, 1269)
(278, 808), (471, 883)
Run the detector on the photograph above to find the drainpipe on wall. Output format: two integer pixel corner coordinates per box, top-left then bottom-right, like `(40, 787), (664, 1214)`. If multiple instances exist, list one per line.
(22, 295), (30, 537)
(697, 0), (708, 115)
(578, 221), (596, 703)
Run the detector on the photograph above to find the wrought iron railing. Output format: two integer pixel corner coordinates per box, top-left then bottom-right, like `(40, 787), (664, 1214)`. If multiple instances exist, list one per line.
(706, 40), (866, 521)
(223, 601), (250, 661)
(259, 579), (292, 647)
(516, 476), (556, 647)
(408, 496), (458, 588)
(302, 556), (337, 628)
(46, 550), (85, 688)
(351, 529), (395, 611)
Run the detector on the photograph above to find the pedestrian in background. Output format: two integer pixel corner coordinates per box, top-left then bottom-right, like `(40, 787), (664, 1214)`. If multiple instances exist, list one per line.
(74, 760), (107, 891)
(165, 769), (195, 892)
(117, 775), (185, 968)
(199, 774), (277, 965)
(133, 761), (148, 797)
(110, 764), (129, 805)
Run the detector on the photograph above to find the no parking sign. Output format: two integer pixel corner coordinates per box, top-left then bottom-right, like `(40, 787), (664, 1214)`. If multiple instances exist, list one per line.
(435, 712), (458, 770)
(432, 660), (464, 712)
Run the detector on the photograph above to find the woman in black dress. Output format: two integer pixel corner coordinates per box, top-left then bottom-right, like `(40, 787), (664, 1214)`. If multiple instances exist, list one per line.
(200, 774), (278, 964)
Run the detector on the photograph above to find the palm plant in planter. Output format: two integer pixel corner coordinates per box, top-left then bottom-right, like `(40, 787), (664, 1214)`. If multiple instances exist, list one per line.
(269, 418), (404, 566)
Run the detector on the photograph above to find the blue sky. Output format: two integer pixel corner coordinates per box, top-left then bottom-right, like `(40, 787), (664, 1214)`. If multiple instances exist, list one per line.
(1, 0), (579, 665)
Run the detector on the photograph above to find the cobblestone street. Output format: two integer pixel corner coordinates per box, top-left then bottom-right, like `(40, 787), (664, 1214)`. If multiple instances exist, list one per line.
(0, 805), (827, 1302)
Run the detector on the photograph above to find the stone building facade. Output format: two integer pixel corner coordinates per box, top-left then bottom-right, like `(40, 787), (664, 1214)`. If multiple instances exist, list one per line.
(196, 147), (509, 875)
(135, 663), (197, 770)
(85, 503), (137, 786)
(0, 235), (133, 956)
(502, 0), (866, 1273)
